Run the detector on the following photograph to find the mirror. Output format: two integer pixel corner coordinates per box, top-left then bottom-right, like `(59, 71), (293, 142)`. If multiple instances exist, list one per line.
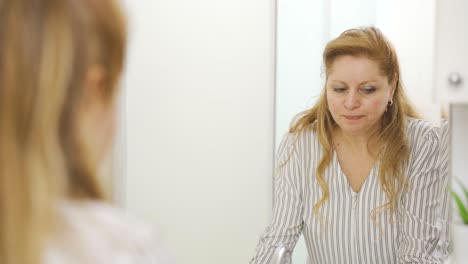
(276, 0), (462, 262)
(118, 0), (464, 263)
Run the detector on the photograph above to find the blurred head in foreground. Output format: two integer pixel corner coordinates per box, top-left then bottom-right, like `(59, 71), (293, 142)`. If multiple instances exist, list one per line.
(0, 0), (126, 263)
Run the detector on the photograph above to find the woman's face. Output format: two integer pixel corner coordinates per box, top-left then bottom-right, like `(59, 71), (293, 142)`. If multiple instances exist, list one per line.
(326, 55), (394, 137)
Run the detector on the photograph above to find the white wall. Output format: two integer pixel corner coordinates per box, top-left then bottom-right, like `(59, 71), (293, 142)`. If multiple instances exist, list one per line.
(121, 1), (275, 263)
(329, 0), (376, 38)
(276, 0), (326, 146)
(376, 0), (437, 115)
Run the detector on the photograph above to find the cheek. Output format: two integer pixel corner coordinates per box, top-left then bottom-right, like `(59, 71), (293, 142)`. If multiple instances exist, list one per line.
(100, 108), (116, 149)
(368, 98), (387, 115)
(327, 96), (340, 114)
(371, 99), (384, 109)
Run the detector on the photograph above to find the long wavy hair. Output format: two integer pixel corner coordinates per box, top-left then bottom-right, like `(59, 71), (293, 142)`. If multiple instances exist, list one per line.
(289, 27), (420, 221)
(0, 0), (126, 263)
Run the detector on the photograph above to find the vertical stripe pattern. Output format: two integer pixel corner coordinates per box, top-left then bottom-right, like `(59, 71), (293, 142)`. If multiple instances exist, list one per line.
(250, 118), (448, 264)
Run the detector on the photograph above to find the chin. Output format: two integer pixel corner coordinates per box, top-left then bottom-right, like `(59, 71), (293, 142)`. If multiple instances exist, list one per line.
(338, 122), (368, 135)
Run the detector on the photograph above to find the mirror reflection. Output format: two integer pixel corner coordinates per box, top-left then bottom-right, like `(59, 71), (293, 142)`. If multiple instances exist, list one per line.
(252, 26), (451, 264)
(270, 0), (465, 263)
(2, 0), (466, 263)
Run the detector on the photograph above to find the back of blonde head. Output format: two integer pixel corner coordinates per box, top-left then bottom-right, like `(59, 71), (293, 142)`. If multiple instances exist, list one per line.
(0, 0), (126, 263)
(289, 27), (419, 220)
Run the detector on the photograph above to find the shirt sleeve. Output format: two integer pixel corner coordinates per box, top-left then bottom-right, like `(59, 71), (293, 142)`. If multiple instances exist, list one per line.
(434, 121), (451, 260)
(397, 127), (444, 263)
(250, 133), (304, 264)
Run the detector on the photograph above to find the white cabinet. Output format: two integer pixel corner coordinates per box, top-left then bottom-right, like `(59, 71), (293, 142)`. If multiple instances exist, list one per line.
(435, 0), (468, 104)
(437, 1), (468, 260)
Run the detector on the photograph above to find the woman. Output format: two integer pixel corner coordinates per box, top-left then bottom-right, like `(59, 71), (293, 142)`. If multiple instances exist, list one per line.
(0, 0), (171, 263)
(251, 27), (445, 263)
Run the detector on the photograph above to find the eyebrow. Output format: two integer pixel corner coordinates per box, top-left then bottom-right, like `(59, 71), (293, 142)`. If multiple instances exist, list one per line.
(329, 80), (379, 86)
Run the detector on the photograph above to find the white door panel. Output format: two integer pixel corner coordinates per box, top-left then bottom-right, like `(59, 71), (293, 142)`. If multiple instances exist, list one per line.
(435, 0), (468, 104)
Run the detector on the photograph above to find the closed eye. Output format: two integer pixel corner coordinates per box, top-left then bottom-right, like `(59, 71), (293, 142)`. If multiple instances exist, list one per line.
(361, 86), (376, 94)
(333, 87), (347, 93)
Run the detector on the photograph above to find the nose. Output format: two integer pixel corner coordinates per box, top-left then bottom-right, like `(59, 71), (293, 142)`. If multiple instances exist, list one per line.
(344, 90), (360, 110)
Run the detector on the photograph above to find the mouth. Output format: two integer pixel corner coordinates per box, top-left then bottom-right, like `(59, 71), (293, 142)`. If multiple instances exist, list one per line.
(343, 115), (364, 120)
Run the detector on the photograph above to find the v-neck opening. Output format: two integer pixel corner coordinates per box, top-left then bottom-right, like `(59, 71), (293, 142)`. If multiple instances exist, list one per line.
(333, 150), (377, 195)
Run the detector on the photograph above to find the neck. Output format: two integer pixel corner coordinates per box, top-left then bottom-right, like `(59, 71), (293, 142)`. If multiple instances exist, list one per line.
(333, 127), (381, 155)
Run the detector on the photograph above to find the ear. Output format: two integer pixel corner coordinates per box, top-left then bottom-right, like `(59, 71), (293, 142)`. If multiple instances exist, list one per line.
(389, 77), (398, 99)
(78, 65), (110, 135)
(82, 65), (107, 105)
(390, 85), (396, 99)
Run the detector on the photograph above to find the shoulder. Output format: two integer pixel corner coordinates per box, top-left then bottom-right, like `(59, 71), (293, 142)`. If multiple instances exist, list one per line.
(405, 117), (440, 165)
(277, 124), (319, 157)
(45, 200), (173, 264)
(61, 200), (155, 244)
(405, 117), (438, 136)
(280, 123), (319, 147)
(405, 117), (440, 146)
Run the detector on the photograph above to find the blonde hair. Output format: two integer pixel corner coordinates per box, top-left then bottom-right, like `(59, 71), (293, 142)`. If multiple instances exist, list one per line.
(0, 0), (126, 263)
(289, 27), (419, 220)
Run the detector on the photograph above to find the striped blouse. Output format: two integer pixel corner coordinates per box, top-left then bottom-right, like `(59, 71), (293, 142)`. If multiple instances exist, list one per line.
(251, 118), (447, 264)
